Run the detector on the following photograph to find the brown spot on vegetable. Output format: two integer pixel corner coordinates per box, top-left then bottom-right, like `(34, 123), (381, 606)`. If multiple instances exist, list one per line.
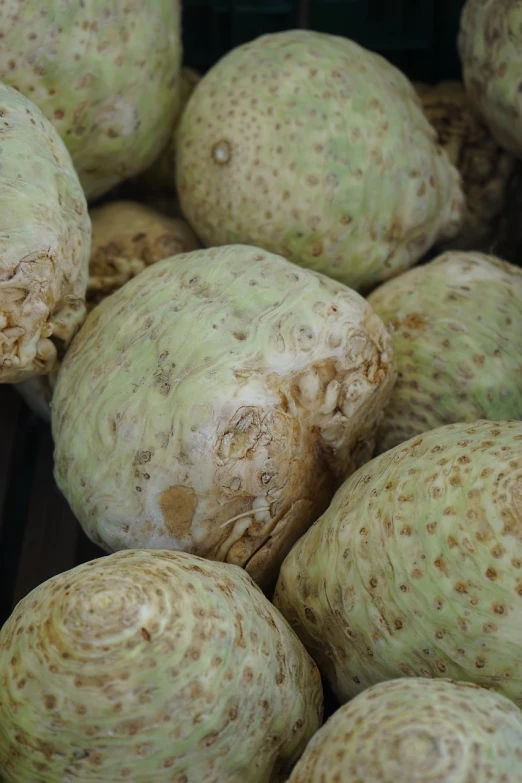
(454, 582), (468, 594)
(390, 312), (430, 334)
(160, 485), (198, 538)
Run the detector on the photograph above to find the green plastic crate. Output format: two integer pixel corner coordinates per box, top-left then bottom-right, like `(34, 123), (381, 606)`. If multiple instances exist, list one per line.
(182, 0), (468, 83)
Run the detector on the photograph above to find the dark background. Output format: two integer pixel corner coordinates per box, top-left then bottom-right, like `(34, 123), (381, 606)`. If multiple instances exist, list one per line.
(182, 0), (467, 82)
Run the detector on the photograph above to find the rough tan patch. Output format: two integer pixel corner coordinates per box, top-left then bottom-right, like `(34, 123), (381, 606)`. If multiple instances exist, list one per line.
(160, 485), (198, 537)
(391, 313), (430, 332)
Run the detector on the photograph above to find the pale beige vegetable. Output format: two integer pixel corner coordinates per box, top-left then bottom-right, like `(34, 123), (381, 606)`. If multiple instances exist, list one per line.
(459, 0), (522, 160)
(0, 82), (90, 383)
(414, 80), (516, 253)
(0, 0), (183, 200)
(86, 201), (200, 309)
(288, 678), (522, 783)
(176, 30), (464, 292)
(52, 244), (396, 589)
(274, 420), (522, 705)
(15, 201), (199, 421)
(0, 549), (323, 783)
(367, 251), (522, 454)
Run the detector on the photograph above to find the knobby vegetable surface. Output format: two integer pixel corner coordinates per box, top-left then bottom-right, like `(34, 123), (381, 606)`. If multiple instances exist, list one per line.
(15, 201), (199, 419)
(414, 80), (517, 253)
(138, 67), (201, 197)
(0, 82), (90, 383)
(0, 549), (323, 783)
(459, 0), (522, 160)
(52, 244), (396, 589)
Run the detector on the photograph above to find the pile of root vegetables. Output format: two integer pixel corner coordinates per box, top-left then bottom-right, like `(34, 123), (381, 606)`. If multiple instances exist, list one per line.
(1, 1), (522, 781)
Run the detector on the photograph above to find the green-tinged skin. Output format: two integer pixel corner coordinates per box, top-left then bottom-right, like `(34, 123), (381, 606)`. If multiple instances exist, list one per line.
(274, 420), (522, 705)
(367, 251), (522, 454)
(51, 245), (396, 590)
(176, 30), (464, 293)
(459, 0), (522, 160)
(15, 201), (200, 422)
(0, 549), (323, 783)
(288, 678), (522, 783)
(0, 82), (90, 383)
(0, 0), (182, 200)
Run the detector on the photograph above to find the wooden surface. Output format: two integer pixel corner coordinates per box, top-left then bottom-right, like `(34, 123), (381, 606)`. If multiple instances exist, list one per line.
(0, 385), (104, 627)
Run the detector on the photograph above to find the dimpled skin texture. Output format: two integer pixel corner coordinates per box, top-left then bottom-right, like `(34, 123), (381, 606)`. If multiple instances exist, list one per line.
(459, 0), (522, 160)
(0, 0), (182, 201)
(15, 201), (200, 422)
(288, 678), (522, 783)
(52, 245), (396, 590)
(0, 549), (323, 783)
(0, 82), (90, 383)
(414, 81), (516, 253)
(274, 420), (522, 705)
(176, 30), (464, 293)
(86, 201), (200, 311)
(367, 251), (522, 454)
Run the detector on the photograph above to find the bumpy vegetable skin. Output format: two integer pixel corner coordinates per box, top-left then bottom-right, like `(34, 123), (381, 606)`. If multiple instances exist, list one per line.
(0, 0), (183, 199)
(368, 251), (522, 453)
(0, 82), (90, 383)
(177, 30), (464, 292)
(414, 80), (517, 253)
(52, 244), (396, 589)
(288, 678), (522, 783)
(0, 549), (323, 783)
(275, 420), (522, 705)
(459, 0), (522, 160)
